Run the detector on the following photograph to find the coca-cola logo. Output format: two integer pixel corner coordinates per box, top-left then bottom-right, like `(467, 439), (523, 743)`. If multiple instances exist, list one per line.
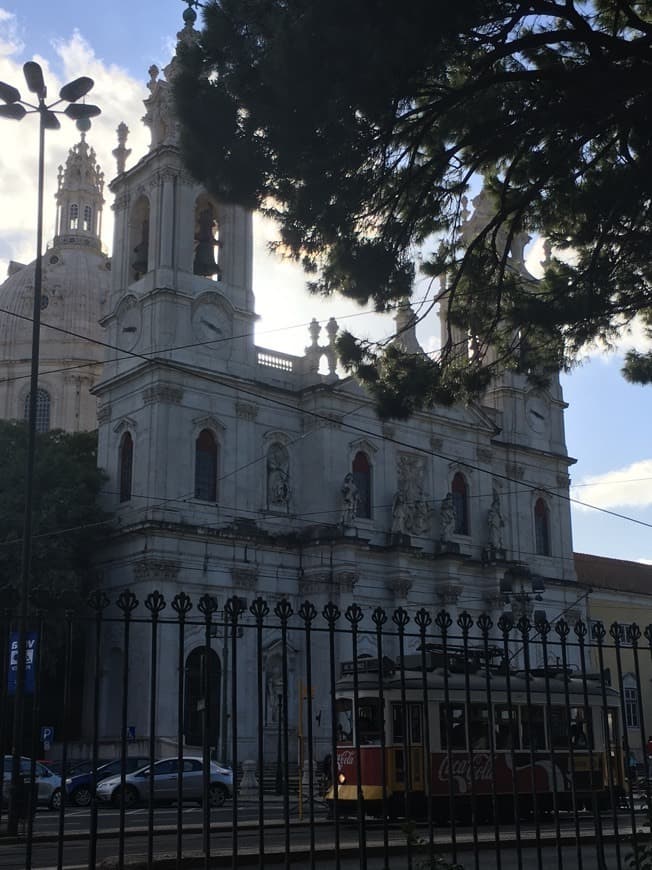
(337, 750), (356, 770)
(437, 754), (493, 790)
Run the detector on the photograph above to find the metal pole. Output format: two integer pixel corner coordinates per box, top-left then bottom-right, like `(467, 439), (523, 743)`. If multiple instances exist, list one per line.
(220, 625), (228, 761)
(7, 101), (45, 837)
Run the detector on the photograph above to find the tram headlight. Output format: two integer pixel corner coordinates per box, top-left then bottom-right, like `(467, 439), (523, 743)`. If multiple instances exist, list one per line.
(338, 773), (346, 785)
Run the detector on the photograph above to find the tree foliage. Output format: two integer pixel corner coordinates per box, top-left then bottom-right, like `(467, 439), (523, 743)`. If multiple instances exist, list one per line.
(175, 0), (652, 416)
(0, 422), (110, 594)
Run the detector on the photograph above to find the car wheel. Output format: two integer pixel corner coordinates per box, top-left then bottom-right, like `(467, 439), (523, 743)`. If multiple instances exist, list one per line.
(49, 788), (62, 811)
(72, 786), (92, 808)
(112, 785), (139, 809)
(208, 783), (228, 808)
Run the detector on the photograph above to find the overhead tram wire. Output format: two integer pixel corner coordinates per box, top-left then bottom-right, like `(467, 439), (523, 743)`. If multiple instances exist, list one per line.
(1, 290), (649, 534)
(0, 469), (642, 581)
(0, 289), (440, 386)
(1, 302), (650, 536)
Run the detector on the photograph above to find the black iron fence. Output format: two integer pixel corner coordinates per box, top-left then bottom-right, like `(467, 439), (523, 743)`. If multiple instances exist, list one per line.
(1, 587), (652, 870)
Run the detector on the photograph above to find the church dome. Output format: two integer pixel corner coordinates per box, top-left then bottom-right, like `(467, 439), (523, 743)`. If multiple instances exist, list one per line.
(0, 135), (110, 432)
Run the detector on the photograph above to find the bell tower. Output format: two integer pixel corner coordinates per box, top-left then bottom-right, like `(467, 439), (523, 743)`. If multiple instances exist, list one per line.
(101, 11), (256, 379)
(95, 9), (258, 526)
(54, 134), (105, 250)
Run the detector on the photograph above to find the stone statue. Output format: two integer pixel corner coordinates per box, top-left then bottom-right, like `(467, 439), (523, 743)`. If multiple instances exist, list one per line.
(341, 473), (360, 525)
(265, 658), (284, 725)
(392, 455), (430, 535)
(391, 490), (408, 535)
(267, 444), (290, 508)
(487, 492), (505, 551)
(439, 492), (456, 543)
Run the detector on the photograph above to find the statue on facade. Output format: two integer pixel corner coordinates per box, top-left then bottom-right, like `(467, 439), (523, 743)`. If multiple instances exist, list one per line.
(267, 444), (290, 509)
(439, 492), (456, 543)
(391, 489), (408, 535)
(340, 473), (360, 526)
(487, 491), (505, 551)
(392, 455), (430, 536)
(265, 658), (284, 725)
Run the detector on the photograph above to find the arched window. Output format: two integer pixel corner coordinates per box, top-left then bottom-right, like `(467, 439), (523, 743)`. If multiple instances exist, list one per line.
(184, 647), (221, 747)
(193, 198), (220, 279)
(352, 451), (372, 518)
(534, 498), (551, 556)
(24, 389), (50, 433)
(195, 429), (218, 501)
(69, 203), (79, 230)
(83, 205), (92, 232)
(130, 196), (150, 281)
(119, 432), (133, 502)
(451, 472), (469, 535)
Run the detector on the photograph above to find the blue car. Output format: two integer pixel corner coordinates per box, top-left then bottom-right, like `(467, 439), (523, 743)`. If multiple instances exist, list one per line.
(65, 757), (150, 807)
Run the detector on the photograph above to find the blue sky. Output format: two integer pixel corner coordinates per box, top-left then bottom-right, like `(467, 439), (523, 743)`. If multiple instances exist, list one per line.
(1, 2), (650, 563)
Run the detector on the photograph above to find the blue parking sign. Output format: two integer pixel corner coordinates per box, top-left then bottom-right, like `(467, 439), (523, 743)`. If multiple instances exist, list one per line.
(41, 726), (54, 745)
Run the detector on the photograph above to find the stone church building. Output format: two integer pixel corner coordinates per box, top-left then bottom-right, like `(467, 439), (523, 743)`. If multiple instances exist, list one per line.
(0, 17), (583, 762)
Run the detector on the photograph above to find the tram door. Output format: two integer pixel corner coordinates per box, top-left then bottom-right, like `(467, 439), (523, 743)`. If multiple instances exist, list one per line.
(390, 702), (425, 793)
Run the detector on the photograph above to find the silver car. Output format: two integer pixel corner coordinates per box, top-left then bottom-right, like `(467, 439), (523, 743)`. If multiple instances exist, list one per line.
(2, 756), (63, 810)
(95, 757), (232, 808)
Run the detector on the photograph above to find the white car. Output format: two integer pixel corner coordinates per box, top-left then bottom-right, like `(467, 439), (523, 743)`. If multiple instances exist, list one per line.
(2, 756), (63, 810)
(95, 757), (233, 808)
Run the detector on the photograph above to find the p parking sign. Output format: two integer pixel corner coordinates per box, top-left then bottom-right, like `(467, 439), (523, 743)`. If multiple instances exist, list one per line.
(41, 725), (54, 750)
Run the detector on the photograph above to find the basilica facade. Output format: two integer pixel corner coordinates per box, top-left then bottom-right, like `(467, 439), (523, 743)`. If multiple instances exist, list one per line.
(1, 19), (583, 763)
(0, 135), (109, 432)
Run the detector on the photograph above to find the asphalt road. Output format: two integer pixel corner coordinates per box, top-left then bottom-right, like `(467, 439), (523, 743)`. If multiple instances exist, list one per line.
(0, 804), (648, 870)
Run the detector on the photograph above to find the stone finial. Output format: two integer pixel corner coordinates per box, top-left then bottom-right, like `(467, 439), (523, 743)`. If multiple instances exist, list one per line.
(326, 317), (338, 344)
(113, 123), (131, 175)
(147, 65), (160, 92)
(392, 299), (424, 355)
(308, 318), (321, 347)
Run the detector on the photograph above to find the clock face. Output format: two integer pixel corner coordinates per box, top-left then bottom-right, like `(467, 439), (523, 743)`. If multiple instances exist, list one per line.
(191, 298), (232, 358)
(525, 395), (548, 434)
(117, 299), (142, 350)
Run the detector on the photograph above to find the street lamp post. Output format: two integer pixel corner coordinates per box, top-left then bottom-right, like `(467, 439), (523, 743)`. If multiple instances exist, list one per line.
(0, 62), (100, 836)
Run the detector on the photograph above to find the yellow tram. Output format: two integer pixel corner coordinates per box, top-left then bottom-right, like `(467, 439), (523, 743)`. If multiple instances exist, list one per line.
(327, 653), (625, 821)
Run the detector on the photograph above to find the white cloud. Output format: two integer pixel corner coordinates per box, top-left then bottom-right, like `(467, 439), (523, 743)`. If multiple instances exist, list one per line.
(0, 25), (419, 359)
(571, 459), (652, 510)
(0, 7), (22, 57)
(0, 31), (150, 278)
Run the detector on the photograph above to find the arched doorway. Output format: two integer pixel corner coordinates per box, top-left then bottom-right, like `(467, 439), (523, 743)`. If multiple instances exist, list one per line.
(184, 647), (221, 748)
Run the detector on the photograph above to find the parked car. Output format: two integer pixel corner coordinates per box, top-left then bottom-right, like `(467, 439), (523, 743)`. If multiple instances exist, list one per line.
(65, 757), (151, 807)
(2, 756), (62, 810)
(95, 757), (233, 808)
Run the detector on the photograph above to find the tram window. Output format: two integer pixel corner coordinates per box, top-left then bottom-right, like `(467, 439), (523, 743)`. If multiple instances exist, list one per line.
(469, 705), (490, 749)
(570, 708), (593, 750)
(335, 698), (353, 744)
(521, 706), (546, 750)
(606, 710), (618, 747)
(392, 704), (405, 741)
(392, 703), (422, 744)
(440, 704), (467, 750)
(494, 706), (517, 749)
(549, 706), (570, 748)
(410, 705), (422, 744)
(357, 699), (382, 745)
